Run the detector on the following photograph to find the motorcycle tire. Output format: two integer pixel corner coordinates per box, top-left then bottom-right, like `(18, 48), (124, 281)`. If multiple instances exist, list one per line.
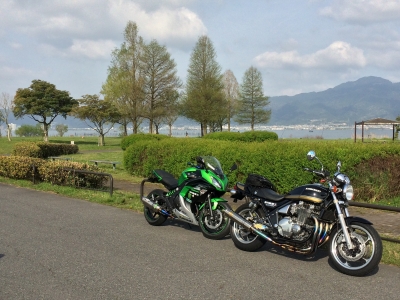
(199, 202), (231, 240)
(144, 189), (168, 226)
(230, 203), (267, 252)
(329, 222), (382, 276)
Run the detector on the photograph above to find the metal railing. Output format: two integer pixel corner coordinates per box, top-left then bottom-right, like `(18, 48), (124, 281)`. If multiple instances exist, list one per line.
(350, 202), (400, 243)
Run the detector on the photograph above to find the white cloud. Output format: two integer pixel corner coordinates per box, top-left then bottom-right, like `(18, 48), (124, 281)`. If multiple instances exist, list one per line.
(254, 41), (366, 70)
(68, 39), (116, 59)
(1, 0), (205, 50)
(108, 0), (207, 45)
(320, 0), (400, 23)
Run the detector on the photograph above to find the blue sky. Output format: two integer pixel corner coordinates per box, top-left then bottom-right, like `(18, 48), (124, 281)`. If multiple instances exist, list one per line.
(1, 0), (400, 99)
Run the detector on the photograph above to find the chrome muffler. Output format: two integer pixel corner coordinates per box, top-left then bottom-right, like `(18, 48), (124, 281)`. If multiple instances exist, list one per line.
(223, 207), (272, 242)
(141, 196), (172, 217)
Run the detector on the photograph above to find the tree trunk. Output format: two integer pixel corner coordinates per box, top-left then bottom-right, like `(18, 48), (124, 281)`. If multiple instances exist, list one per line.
(99, 134), (105, 146)
(149, 119), (153, 134)
(43, 123), (49, 142)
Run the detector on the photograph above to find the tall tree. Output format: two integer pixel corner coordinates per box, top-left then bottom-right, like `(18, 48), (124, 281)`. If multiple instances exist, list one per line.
(13, 80), (77, 141)
(102, 21), (145, 134)
(71, 95), (121, 146)
(181, 35), (224, 136)
(141, 39), (182, 133)
(55, 124), (68, 137)
(235, 66), (271, 130)
(223, 70), (239, 132)
(0, 92), (14, 141)
(15, 124), (42, 137)
(159, 89), (181, 136)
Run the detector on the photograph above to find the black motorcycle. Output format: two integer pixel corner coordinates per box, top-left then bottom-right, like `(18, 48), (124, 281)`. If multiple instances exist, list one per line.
(225, 150), (382, 276)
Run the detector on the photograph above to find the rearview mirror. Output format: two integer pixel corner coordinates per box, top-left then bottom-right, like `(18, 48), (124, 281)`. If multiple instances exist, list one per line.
(307, 150), (316, 161)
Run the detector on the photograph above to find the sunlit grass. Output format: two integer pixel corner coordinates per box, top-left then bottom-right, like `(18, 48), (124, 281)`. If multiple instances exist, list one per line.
(381, 239), (400, 266)
(0, 176), (144, 212)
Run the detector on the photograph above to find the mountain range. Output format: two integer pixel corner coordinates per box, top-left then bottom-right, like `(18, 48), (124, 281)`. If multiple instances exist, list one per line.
(2, 76), (400, 129)
(268, 76), (400, 125)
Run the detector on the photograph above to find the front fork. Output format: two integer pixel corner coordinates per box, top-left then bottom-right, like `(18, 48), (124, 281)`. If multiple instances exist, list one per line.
(331, 190), (354, 249)
(207, 194), (215, 220)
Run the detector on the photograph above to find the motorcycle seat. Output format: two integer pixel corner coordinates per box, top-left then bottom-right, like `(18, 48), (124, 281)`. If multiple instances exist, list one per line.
(153, 169), (179, 190)
(250, 187), (285, 202)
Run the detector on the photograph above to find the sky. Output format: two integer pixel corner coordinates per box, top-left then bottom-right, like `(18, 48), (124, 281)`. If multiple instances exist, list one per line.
(1, 0), (400, 100)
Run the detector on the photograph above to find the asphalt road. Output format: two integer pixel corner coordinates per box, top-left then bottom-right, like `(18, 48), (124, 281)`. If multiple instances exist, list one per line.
(1, 183), (399, 300)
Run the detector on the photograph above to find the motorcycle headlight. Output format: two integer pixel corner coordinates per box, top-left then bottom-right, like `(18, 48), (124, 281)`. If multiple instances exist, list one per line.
(212, 177), (222, 189)
(343, 184), (354, 201)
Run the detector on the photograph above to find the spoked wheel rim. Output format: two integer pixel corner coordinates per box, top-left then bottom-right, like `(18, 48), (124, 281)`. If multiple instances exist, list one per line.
(204, 209), (225, 229)
(202, 204), (229, 234)
(232, 208), (260, 244)
(331, 224), (376, 271)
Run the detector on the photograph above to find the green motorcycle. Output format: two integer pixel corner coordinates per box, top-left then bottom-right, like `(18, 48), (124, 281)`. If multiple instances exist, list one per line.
(140, 156), (235, 239)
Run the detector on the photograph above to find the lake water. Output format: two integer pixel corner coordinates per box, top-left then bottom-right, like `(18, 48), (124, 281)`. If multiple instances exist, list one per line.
(46, 125), (398, 140)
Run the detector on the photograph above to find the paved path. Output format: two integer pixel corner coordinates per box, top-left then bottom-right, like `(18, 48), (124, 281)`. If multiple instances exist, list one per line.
(1, 183), (400, 300)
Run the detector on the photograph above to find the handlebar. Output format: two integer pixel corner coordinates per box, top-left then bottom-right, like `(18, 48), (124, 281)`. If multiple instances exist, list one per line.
(303, 167), (330, 178)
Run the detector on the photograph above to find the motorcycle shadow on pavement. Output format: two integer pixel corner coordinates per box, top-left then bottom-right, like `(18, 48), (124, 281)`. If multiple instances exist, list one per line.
(254, 244), (380, 276)
(255, 243), (329, 262)
(160, 219), (233, 240)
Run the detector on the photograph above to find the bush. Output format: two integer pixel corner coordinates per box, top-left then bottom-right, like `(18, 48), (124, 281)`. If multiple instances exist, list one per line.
(36, 142), (79, 157)
(0, 155), (44, 179)
(37, 160), (105, 188)
(0, 156), (106, 188)
(12, 142), (42, 158)
(203, 130), (278, 142)
(123, 139), (400, 202)
(12, 142), (79, 158)
(121, 133), (171, 150)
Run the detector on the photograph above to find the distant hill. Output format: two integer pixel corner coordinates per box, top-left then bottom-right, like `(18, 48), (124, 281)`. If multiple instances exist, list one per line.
(2, 76), (399, 129)
(268, 76), (400, 125)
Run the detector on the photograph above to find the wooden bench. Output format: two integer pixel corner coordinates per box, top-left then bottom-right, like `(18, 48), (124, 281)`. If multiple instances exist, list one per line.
(89, 160), (120, 170)
(49, 156), (71, 161)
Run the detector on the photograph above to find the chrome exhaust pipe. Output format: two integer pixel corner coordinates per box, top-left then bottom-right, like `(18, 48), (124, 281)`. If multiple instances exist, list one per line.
(141, 196), (172, 217)
(223, 208), (272, 241)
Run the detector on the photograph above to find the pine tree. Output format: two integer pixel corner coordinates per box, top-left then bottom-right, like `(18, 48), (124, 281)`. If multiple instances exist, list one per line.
(181, 35), (224, 136)
(235, 66), (271, 130)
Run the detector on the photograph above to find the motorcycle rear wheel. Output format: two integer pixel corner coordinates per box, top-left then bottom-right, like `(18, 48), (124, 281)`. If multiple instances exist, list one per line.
(199, 202), (231, 240)
(329, 222), (382, 276)
(230, 203), (267, 252)
(144, 189), (168, 226)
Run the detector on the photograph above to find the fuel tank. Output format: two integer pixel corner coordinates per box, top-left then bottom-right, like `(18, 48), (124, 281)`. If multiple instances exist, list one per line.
(285, 184), (329, 204)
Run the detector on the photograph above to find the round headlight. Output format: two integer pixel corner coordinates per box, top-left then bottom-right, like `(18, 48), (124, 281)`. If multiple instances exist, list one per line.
(343, 184), (354, 201)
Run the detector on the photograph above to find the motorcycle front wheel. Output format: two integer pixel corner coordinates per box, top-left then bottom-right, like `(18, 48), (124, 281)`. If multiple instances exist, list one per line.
(329, 222), (382, 276)
(144, 189), (168, 226)
(199, 202), (231, 240)
(230, 203), (267, 252)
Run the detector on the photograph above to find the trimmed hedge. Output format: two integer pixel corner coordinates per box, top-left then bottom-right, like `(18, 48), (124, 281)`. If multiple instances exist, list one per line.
(123, 138), (400, 202)
(0, 155), (105, 188)
(12, 142), (79, 158)
(203, 130), (278, 142)
(121, 133), (171, 150)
